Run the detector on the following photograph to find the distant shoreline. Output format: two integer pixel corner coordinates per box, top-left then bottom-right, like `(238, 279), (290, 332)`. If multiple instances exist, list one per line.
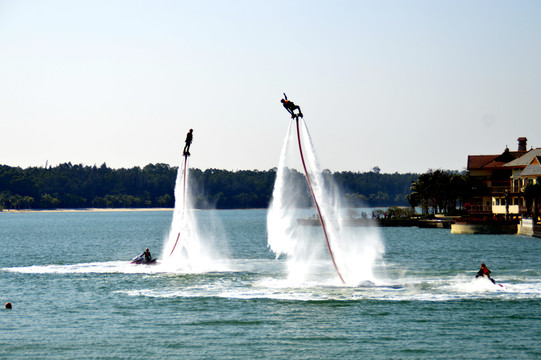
(0, 208), (173, 214)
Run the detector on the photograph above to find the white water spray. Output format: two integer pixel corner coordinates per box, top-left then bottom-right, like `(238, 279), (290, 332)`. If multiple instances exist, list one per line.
(267, 118), (385, 285)
(161, 156), (229, 273)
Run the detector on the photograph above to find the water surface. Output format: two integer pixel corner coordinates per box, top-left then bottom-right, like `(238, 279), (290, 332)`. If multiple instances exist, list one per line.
(1, 210), (539, 359)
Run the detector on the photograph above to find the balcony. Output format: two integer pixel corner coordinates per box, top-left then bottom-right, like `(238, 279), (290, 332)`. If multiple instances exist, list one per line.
(467, 205), (492, 214)
(492, 205), (520, 214)
(490, 186), (511, 196)
(510, 185), (524, 194)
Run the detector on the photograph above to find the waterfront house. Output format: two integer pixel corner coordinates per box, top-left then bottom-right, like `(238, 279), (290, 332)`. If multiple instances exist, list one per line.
(454, 137), (541, 235)
(466, 138), (528, 217)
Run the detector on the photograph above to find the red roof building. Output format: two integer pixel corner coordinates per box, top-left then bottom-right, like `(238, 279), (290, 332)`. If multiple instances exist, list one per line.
(466, 137), (540, 219)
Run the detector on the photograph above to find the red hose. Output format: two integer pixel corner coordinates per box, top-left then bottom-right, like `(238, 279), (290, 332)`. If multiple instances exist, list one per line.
(169, 232), (181, 256)
(296, 118), (345, 284)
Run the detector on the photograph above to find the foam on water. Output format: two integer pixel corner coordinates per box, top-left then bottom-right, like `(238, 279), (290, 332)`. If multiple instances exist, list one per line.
(3, 261), (160, 274)
(4, 260), (540, 302)
(118, 276), (541, 302)
(2, 259), (234, 275)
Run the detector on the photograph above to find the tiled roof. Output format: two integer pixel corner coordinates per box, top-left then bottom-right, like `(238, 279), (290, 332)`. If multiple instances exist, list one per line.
(520, 156), (541, 177)
(504, 148), (541, 168)
(467, 149), (524, 170)
(467, 155), (499, 170)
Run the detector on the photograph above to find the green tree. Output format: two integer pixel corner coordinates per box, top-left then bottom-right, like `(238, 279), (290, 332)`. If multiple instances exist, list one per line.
(410, 169), (466, 214)
(40, 194), (60, 209)
(524, 183), (541, 222)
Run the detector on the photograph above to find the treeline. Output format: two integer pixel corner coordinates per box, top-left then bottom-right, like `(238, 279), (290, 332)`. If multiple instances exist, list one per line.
(0, 163), (176, 209)
(0, 163), (418, 210)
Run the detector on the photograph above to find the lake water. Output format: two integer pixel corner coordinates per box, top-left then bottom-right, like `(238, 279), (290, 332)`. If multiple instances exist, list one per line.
(1, 209), (539, 359)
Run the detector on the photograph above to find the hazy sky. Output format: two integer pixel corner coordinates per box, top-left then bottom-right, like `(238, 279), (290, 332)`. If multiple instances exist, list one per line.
(1, 1), (540, 173)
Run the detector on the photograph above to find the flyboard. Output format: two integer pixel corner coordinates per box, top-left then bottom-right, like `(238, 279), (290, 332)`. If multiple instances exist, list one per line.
(284, 94), (346, 284)
(169, 151), (190, 256)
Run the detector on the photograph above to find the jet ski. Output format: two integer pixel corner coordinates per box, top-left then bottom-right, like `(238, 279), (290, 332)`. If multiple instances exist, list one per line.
(130, 254), (157, 265)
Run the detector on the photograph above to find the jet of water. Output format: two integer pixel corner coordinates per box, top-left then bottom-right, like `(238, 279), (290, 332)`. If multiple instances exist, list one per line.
(267, 118), (385, 285)
(161, 155), (229, 273)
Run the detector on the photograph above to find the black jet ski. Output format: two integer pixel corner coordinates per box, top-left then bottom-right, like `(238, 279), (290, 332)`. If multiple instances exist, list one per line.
(130, 254), (158, 265)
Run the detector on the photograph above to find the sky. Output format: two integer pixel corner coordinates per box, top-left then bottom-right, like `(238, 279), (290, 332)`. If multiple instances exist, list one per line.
(1, 1), (540, 174)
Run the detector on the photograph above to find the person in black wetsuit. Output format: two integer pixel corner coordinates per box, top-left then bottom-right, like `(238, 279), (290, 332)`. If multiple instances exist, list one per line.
(475, 263), (496, 284)
(132, 248), (153, 264)
(183, 129), (193, 156)
(144, 248), (152, 262)
(281, 93), (303, 119)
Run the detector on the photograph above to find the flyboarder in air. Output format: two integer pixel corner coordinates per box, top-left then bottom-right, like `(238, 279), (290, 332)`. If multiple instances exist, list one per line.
(281, 93), (303, 119)
(183, 129), (193, 156)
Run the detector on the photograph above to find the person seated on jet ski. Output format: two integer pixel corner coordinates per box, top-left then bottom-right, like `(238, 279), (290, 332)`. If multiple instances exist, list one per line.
(281, 93), (303, 119)
(142, 248), (152, 262)
(133, 248), (153, 263)
(475, 263), (496, 284)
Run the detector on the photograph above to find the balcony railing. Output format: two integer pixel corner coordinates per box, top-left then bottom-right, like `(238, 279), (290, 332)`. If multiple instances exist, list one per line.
(467, 205), (492, 213)
(492, 205), (520, 214)
(490, 186), (510, 195)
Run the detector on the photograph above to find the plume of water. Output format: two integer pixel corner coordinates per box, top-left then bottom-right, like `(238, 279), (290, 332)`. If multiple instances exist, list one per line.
(161, 156), (229, 273)
(267, 118), (385, 285)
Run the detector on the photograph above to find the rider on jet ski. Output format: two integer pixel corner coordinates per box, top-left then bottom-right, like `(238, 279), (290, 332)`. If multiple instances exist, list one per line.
(131, 248), (155, 264)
